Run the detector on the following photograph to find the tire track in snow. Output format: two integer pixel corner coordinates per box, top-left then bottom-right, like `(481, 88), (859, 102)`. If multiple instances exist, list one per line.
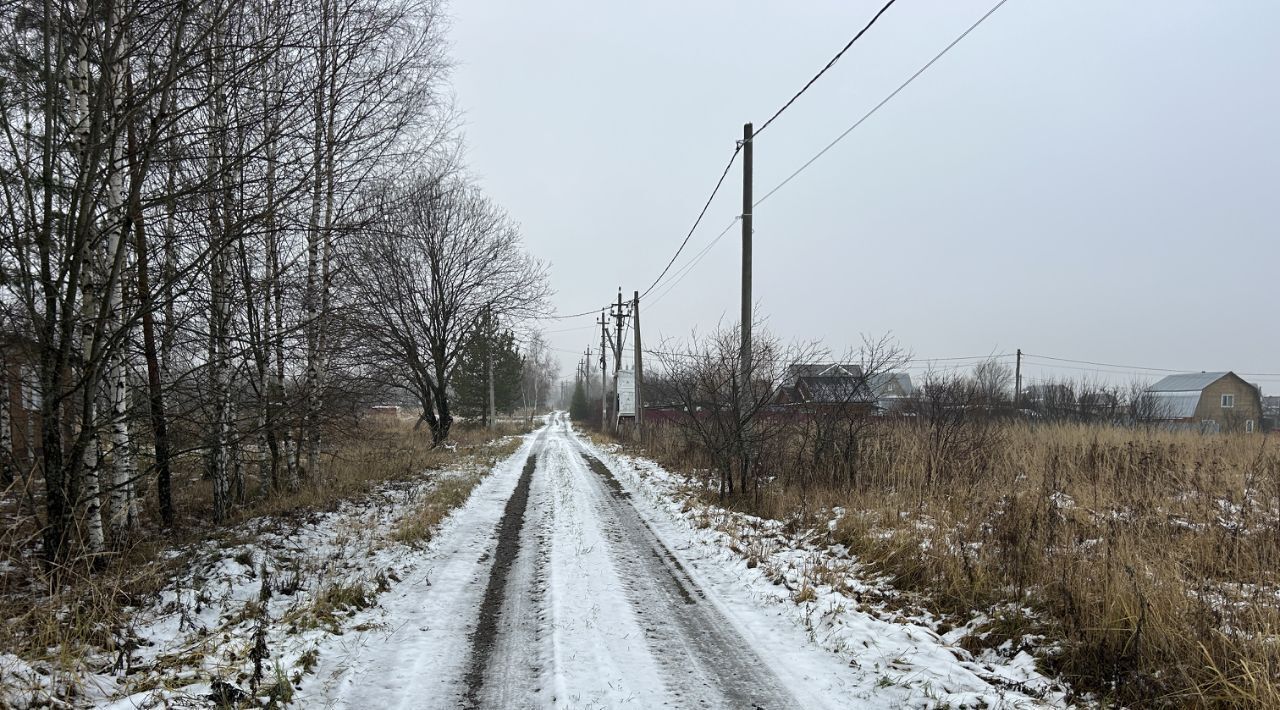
(299, 427), (547, 710)
(461, 447), (540, 708)
(573, 445), (799, 710)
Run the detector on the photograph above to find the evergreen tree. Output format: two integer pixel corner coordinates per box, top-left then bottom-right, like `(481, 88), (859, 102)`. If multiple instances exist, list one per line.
(569, 379), (590, 422)
(452, 316), (523, 424)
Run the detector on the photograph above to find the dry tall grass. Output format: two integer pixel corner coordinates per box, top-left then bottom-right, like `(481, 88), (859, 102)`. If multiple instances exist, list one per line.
(644, 421), (1280, 707)
(0, 417), (531, 689)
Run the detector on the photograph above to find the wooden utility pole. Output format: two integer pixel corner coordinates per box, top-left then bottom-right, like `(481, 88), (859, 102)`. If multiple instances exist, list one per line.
(598, 312), (609, 429)
(740, 122), (753, 399)
(633, 290), (644, 435)
(486, 307), (496, 429)
(583, 348), (591, 407)
(610, 290), (626, 433)
(738, 122), (755, 497)
(1014, 348), (1023, 410)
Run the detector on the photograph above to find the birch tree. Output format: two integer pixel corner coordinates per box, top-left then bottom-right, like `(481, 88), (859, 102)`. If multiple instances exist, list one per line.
(0, 0), (465, 561)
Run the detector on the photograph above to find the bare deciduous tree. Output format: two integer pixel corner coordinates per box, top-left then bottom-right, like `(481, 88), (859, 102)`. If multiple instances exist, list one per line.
(0, 0), (463, 561)
(347, 172), (549, 445)
(653, 320), (817, 499)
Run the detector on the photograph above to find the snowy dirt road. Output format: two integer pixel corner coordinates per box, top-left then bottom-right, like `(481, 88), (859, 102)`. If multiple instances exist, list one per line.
(303, 415), (1053, 709)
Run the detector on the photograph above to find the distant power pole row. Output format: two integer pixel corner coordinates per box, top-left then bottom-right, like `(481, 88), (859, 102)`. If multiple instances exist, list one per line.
(569, 122), (758, 439)
(570, 288), (648, 439)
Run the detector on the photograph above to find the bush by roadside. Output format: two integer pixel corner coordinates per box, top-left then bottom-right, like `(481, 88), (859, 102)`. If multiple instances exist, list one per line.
(633, 421), (1280, 708)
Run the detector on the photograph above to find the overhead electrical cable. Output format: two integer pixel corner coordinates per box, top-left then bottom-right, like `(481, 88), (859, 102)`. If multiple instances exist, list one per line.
(755, 0), (1012, 208)
(1022, 353), (1184, 374)
(752, 0), (899, 139)
(639, 147), (743, 300)
(645, 0), (1010, 308)
(642, 1), (901, 302)
(559, 0), (1010, 324)
(648, 218), (740, 307)
(1025, 353), (1280, 378)
(540, 307), (606, 321)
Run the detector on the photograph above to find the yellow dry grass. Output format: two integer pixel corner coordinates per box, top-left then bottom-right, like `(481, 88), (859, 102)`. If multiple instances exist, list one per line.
(643, 421), (1280, 708)
(0, 418), (531, 687)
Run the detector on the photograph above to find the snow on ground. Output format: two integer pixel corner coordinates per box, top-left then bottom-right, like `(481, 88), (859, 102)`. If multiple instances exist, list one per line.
(0, 433), (533, 710)
(293, 430), (542, 709)
(574, 433), (1073, 708)
(5, 418), (1081, 708)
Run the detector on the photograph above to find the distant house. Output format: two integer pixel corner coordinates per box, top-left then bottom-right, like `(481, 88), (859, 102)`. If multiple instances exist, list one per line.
(1143, 372), (1262, 434)
(775, 364), (912, 415)
(776, 363), (863, 407)
(774, 363), (869, 412)
(1264, 396), (1280, 433)
(781, 363), (860, 387)
(867, 372), (913, 413)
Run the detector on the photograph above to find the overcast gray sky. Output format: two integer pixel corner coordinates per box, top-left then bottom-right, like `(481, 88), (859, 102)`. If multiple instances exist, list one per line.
(449, 1), (1279, 391)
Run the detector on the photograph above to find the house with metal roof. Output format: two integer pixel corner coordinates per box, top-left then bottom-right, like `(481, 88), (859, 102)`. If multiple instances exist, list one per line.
(773, 363), (876, 415)
(1143, 372), (1262, 433)
(774, 364), (915, 416)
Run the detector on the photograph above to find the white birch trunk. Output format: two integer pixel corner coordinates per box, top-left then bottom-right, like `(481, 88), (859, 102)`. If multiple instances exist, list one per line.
(206, 22), (231, 522)
(259, 32), (275, 492)
(104, 6), (134, 535)
(72, 0), (103, 554)
(303, 2), (329, 480)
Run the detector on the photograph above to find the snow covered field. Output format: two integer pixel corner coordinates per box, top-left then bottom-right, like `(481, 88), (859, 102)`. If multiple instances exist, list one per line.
(4, 415), (1074, 708)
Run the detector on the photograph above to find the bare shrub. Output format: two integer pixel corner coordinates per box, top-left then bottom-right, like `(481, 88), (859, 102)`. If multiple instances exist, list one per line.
(651, 321), (817, 500)
(644, 415), (1280, 707)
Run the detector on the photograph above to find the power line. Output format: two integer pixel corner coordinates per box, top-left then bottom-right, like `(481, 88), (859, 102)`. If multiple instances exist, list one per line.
(755, 0), (1012, 208)
(752, 0), (896, 140)
(1022, 353), (1184, 374)
(912, 353), (1012, 363)
(641, 2), (901, 303)
(550, 0), (1005, 321)
(1022, 362), (1176, 379)
(642, 0), (1011, 307)
(542, 323), (598, 334)
(1025, 353), (1280, 379)
(640, 147), (742, 300)
(753, 0), (899, 139)
(648, 218), (740, 307)
(539, 307), (606, 321)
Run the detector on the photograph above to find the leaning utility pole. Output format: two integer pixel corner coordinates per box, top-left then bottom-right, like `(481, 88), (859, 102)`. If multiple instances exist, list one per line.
(740, 122), (754, 400)
(1015, 348), (1023, 410)
(633, 290), (644, 434)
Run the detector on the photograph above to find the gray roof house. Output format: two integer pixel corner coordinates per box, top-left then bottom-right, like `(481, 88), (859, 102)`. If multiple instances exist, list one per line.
(867, 372), (914, 412)
(778, 364), (870, 408)
(1143, 372), (1263, 433)
(777, 364), (913, 413)
(783, 363), (861, 387)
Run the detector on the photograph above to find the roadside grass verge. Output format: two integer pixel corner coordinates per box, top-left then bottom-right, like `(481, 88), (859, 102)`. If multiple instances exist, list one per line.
(633, 421), (1280, 708)
(0, 418), (532, 702)
(392, 472), (485, 546)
